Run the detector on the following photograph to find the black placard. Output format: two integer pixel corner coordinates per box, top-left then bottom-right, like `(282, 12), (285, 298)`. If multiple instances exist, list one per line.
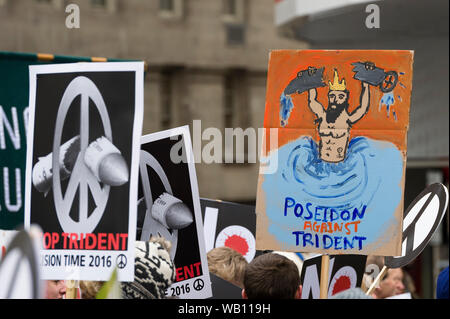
(385, 183), (448, 268)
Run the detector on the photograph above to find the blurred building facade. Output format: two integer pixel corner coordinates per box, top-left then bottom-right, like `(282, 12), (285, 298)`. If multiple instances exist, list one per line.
(2, 0), (448, 299)
(0, 0), (306, 203)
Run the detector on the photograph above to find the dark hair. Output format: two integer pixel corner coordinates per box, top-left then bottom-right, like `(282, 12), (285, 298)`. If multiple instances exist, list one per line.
(243, 253), (300, 299)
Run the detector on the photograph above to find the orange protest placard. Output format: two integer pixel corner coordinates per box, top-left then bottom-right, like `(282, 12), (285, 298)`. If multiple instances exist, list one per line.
(256, 50), (414, 256)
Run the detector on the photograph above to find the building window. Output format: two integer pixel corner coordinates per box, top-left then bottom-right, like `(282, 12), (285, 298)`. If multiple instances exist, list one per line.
(224, 73), (234, 129)
(91, 0), (118, 12)
(226, 24), (245, 46)
(222, 0), (244, 23)
(223, 69), (252, 164)
(160, 0), (174, 11)
(222, 0), (246, 46)
(159, 0), (183, 19)
(223, 0), (236, 16)
(91, 0), (106, 7)
(224, 69), (249, 128)
(160, 70), (173, 129)
(34, 0), (63, 9)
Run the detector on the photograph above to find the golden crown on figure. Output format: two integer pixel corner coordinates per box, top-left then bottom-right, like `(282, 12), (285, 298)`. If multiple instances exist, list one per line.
(328, 69), (347, 91)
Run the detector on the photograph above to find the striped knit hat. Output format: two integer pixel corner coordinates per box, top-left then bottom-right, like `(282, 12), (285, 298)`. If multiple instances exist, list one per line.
(121, 240), (175, 299)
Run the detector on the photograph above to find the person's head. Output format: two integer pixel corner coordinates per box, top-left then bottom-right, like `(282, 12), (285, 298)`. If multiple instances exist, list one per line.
(79, 281), (104, 299)
(362, 255), (385, 291)
(45, 280), (66, 299)
(373, 268), (405, 299)
(121, 237), (175, 299)
(242, 253), (302, 299)
(272, 251), (304, 277)
(207, 246), (248, 288)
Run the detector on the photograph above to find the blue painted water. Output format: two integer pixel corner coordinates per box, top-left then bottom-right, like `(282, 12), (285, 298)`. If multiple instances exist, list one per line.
(261, 136), (403, 251)
(379, 92), (395, 119)
(280, 92), (294, 127)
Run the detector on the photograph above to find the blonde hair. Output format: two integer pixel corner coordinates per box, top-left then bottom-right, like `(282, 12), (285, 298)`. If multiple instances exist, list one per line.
(79, 281), (104, 299)
(207, 246), (248, 288)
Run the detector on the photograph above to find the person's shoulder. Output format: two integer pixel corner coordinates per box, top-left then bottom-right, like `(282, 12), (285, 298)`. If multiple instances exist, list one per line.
(437, 267), (449, 284)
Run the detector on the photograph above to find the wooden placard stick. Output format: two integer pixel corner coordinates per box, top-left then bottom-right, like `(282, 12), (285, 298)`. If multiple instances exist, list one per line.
(319, 255), (330, 299)
(365, 265), (388, 296)
(66, 280), (79, 299)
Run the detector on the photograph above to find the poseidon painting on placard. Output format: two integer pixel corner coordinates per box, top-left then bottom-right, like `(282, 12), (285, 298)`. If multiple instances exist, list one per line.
(256, 50), (414, 256)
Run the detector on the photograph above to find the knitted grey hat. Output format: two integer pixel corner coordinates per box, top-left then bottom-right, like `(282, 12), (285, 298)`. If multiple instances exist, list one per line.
(121, 240), (175, 299)
(330, 288), (373, 299)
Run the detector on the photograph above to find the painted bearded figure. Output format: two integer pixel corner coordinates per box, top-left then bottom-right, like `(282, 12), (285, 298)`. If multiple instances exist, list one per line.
(260, 51), (412, 256)
(308, 68), (370, 163)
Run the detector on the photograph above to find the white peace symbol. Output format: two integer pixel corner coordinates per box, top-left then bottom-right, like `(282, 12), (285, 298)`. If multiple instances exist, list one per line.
(139, 150), (178, 260)
(53, 76), (112, 234)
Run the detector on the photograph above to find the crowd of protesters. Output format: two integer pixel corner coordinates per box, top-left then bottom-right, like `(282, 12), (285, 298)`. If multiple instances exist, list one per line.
(41, 237), (448, 299)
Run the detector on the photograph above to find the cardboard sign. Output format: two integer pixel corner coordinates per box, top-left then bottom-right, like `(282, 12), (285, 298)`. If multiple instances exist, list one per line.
(256, 50), (414, 256)
(201, 198), (256, 262)
(138, 126), (212, 299)
(0, 227), (43, 298)
(0, 51), (134, 230)
(385, 183), (449, 268)
(300, 254), (367, 299)
(25, 62), (144, 281)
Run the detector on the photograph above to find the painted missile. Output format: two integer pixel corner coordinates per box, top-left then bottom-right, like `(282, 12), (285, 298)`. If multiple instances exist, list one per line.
(151, 192), (194, 230)
(283, 66), (326, 96)
(32, 135), (80, 194)
(83, 136), (129, 186)
(352, 61), (398, 93)
(352, 62), (385, 86)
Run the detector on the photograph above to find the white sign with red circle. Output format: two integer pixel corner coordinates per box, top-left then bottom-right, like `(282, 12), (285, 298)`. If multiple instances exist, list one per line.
(215, 225), (256, 263)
